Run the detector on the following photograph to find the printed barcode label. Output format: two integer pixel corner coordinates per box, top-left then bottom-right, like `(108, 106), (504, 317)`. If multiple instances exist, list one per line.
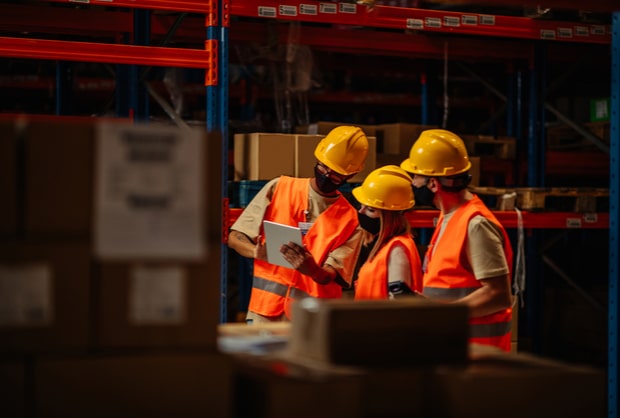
(339, 3), (356, 13)
(300, 4), (318, 15)
(540, 29), (556, 40)
(407, 19), (424, 30)
(575, 26), (589, 36)
(480, 15), (495, 25)
(425, 17), (441, 28)
(258, 6), (277, 17)
(462, 15), (478, 25)
(444, 16), (460, 27)
(320, 3), (337, 14)
(558, 28), (573, 38)
(279, 5), (297, 16)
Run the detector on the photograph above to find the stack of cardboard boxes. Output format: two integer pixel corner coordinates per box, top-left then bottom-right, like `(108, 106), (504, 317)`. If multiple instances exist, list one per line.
(0, 116), (232, 418)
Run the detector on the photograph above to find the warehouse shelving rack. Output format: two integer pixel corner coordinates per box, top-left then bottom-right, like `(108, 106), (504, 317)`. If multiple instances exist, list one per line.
(0, 1), (618, 415)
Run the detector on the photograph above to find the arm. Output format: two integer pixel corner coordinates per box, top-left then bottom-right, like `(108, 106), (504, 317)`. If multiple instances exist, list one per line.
(453, 274), (513, 317)
(280, 242), (337, 284)
(459, 215), (513, 317)
(227, 178), (277, 261)
(387, 242), (415, 299)
(228, 229), (267, 261)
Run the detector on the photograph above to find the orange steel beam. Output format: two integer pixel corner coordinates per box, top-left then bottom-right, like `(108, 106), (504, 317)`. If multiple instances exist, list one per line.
(0, 36), (214, 68)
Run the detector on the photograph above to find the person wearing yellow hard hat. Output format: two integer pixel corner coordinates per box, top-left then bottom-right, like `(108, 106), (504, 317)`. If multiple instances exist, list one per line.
(401, 129), (514, 352)
(229, 125), (369, 323)
(349, 165), (423, 300)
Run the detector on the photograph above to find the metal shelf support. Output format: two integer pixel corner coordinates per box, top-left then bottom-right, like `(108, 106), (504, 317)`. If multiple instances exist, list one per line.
(608, 12), (619, 418)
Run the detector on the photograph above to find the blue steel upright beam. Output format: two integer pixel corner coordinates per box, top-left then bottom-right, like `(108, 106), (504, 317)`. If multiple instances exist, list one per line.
(608, 12), (619, 418)
(206, 0), (229, 323)
(132, 9), (150, 121)
(55, 61), (72, 115)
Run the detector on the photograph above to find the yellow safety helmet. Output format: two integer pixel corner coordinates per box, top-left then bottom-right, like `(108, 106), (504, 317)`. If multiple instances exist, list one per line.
(352, 165), (415, 211)
(400, 129), (471, 177)
(314, 126), (369, 176)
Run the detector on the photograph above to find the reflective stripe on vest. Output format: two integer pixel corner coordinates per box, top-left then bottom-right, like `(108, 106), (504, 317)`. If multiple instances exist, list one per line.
(423, 286), (479, 299)
(253, 276), (311, 300)
(470, 321), (511, 338)
(424, 286), (512, 338)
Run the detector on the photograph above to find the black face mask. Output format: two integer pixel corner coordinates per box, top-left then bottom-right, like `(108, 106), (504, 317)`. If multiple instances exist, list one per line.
(358, 213), (381, 235)
(413, 184), (436, 208)
(314, 165), (341, 194)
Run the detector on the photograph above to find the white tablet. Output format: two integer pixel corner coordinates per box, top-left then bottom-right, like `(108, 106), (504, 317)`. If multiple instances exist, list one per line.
(262, 220), (304, 268)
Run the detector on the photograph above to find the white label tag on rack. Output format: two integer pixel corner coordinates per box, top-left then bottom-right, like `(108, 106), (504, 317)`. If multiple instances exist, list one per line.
(540, 29), (556, 40)
(583, 213), (598, 223)
(425, 17), (442, 28)
(575, 26), (589, 36)
(558, 28), (573, 38)
(566, 218), (583, 228)
(300, 4), (318, 15)
(320, 3), (337, 14)
(407, 19), (424, 30)
(258, 6), (277, 17)
(279, 5), (297, 17)
(462, 15), (477, 25)
(480, 15), (495, 25)
(444, 16), (460, 27)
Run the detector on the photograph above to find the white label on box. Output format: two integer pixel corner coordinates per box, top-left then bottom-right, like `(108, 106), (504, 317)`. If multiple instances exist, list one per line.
(299, 4), (317, 15)
(128, 265), (187, 325)
(94, 122), (204, 260)
(0, 264), (53, 327)
(462, 15), (477, 25)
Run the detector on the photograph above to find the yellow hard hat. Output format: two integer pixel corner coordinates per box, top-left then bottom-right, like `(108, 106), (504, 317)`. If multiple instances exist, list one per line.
(352, 165), (414, 211)
(400, 129), (471, 176)
(314, 126), (369, 176)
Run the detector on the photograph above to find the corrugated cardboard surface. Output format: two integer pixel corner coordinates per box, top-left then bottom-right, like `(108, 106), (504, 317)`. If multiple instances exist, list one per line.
(376, 123), (437, 155)
(0, 120), (18, 238)
(232, 353), (363, 418)
(0, 360), (26, 418)
(233, 133), (296, 180)
(24, 120), (95, 239)
(35, 352), (233, 418)
(289, 298), (469, 367)
(95, 260), (219, 349)
(0, 242), (91, 353)
(431, 351), (606, 418)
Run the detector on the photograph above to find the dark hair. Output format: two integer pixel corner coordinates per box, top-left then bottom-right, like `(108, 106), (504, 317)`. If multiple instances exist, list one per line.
(438, 172), (472, 192)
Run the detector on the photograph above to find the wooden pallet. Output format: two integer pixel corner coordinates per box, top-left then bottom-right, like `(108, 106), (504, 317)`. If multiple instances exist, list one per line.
(460, 135), (516, 159)
(471, 187), (609, 212)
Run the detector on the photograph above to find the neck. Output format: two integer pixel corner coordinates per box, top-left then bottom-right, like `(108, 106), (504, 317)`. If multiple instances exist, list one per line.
(437, 189), (472, 214)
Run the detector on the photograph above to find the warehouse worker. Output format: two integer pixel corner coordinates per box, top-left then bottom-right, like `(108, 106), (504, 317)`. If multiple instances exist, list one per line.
(347, 165), (423, 300)
(228, 126), (369, 323)
(401, 129), (514, 352)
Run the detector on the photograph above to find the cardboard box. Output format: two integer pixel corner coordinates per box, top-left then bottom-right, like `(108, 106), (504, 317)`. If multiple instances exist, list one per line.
(24, 119), (95, 239)
(95, 260), (219, 349)
(232, 353), (363, 418)
(0, 119), (18, 238)
(0, 242), (91, 353)
(289, 298), (469, 367)
(35, 352), (233, 418)
(376, 123), (437, 155)
(431, 351), (606, 418)
(0, 360), (27, 418)
(296, 121), (377, 138)
(295, 134), (324, 178)
(233, 133), (296, 181)
(461, 134), (516, 159)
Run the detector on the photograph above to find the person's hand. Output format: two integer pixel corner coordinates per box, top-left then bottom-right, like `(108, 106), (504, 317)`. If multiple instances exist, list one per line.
(253, 235), (267, 261)
(280, 242), (319, 277)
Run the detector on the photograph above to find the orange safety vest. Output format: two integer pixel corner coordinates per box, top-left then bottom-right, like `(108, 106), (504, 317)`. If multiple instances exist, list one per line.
(423, 195), (514, 352)
(355, 234), (423, 300)
(249, 176), (359, 319)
